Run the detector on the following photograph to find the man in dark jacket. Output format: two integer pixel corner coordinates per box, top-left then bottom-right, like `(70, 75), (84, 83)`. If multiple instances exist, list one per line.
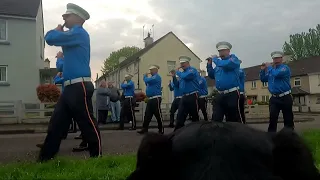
(108, 82), (121, 122)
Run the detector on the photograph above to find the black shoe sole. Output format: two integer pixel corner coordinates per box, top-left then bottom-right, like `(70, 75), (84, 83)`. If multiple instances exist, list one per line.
(72, 147), (88, 152)
(137, 131), (147, 134)
(36, 144), (43, 148)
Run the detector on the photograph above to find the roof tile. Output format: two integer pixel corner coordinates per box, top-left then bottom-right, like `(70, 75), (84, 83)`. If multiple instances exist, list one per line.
(0, 0), (40, 18)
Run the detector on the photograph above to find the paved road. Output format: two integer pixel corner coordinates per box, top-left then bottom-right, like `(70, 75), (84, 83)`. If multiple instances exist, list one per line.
(0, 120), (320, 164)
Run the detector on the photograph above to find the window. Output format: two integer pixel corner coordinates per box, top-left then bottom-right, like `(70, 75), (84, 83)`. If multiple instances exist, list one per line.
(44, 77), (50, 84)
(252, 96), (257, 101)
(262, 82), (268, 87)
(167, 61), (176, 73)
(262, 95), (269, 102)
(0, 66), (7, 82)
(0, 19), (7, 41)
(251, 81), (256, 88)
(294, 77), (301, 87)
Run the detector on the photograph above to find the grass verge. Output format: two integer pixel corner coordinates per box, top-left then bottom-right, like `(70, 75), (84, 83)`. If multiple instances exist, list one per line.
(0, 130), (319, 180)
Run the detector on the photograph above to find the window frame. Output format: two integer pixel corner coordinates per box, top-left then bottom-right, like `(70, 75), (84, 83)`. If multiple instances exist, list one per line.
(0, 19), (8, 41)
(294, 77), (301, 87)
(0, 65), (8, 82)
(262, 82), (268, 87)
(251, 81), (256, 88)
(262, 95), (270, 102)
(167, 61), (176, 74)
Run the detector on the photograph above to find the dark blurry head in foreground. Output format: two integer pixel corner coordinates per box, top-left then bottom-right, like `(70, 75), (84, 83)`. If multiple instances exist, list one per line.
(127, 122), (320, 180)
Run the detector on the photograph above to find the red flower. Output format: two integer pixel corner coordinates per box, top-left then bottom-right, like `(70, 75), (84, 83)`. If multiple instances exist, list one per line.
(135, 92), (146, 102)
(36, 84), (61, 102)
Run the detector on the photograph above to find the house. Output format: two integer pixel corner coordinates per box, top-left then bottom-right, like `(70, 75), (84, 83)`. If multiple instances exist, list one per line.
(39, 58), (62, 91)
(0, 0), (44, 102)
(96, 31), (201, 103)
(244, 56), (320, 112)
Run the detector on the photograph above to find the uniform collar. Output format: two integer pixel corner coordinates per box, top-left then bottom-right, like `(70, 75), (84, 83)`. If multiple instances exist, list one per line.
(70, 24), (82, 30)
(275, 63), (283, 68)
(184, 66), (191, 70)
(221, 54), (231, 60)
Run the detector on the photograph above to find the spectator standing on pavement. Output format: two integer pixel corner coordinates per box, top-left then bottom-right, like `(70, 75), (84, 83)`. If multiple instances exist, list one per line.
(96, 80), (111, 124)
(108, 82), (121, 122)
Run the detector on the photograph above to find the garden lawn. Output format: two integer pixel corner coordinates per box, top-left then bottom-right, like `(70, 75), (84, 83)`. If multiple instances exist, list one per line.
(0, 130), (319, 180)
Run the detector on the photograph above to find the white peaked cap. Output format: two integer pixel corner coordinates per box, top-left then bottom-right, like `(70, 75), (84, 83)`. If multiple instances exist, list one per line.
(271, 51), (284, 59)
(216, 41), (232, 50)
(125, 74), (133, 78)
(63, 3), (90, 20)
(149, 65), (160, 70)
(179, 56), (191, 63)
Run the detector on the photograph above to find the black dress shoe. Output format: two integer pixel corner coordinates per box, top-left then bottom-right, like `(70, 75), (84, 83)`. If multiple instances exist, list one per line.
(129, 127), (136, 131)
(36, 143), (43, 148)
(168, 124), (174, 128)
(117, 127), (124, 130)
(137, 129), (147, 134)
(72, 146), (88, 152)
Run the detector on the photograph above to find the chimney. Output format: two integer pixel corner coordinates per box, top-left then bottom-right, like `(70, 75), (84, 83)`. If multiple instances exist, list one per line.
(144, 32), (154, 47)
(44, 58), (50, 69)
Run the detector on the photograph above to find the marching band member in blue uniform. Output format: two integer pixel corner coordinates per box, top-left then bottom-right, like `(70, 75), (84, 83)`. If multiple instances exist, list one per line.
(198, 69), (209, 121)
(56, 51), (64, 72)
(118, 74), (137, 130)
(168, 71), (183, 128)
(207, 41), (243, 123)
(174, 56), (201, 131)
(138, 65), (164, 134)
(260, 51), (294, 132)
(38, 3), (102, 162)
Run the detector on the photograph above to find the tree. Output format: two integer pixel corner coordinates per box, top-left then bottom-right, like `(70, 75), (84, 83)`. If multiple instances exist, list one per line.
(283, 24), (320, 60)
(101, 46), (141, 74)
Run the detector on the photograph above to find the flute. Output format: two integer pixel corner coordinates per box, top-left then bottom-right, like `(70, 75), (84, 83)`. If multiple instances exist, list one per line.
(60, 23), (65, 31)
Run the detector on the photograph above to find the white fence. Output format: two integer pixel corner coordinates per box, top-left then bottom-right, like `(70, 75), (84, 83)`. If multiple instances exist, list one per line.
(0, 100), (305, 125)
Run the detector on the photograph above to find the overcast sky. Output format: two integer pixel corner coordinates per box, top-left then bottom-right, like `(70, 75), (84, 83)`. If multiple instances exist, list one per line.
(43, 0), (320, 79)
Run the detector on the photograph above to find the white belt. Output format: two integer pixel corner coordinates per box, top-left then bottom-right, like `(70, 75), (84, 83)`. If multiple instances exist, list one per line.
(240, 92), (244, 95)
(125, 96), (133, 98)
(272, 90), (291, 98)
(176, 96), (182, 99)
(199, 95), (207, 98)
(64, 77), (91, 87)
(218, 87), (239, 94)
(184, 91), (197, 96)
(149, 95), (161, 99)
